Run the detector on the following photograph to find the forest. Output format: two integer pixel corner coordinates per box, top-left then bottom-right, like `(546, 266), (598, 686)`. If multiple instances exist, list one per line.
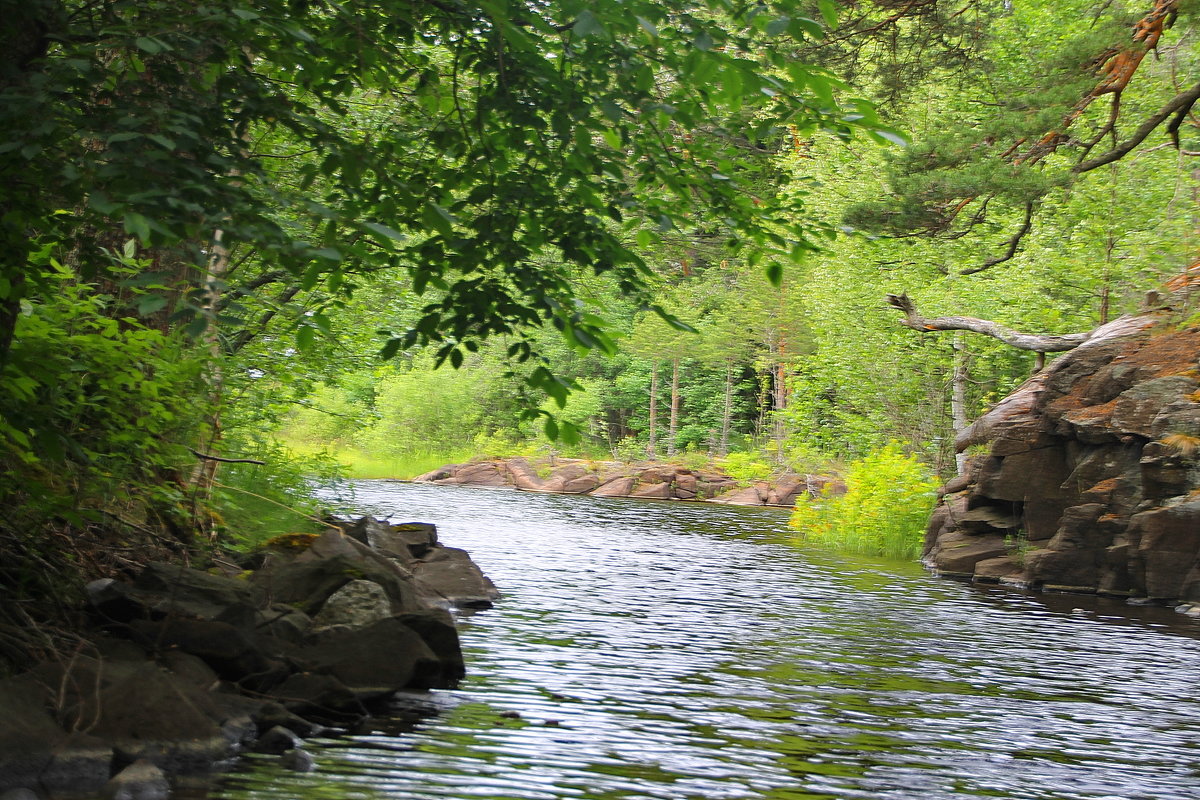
(1, 0), (1198, 662)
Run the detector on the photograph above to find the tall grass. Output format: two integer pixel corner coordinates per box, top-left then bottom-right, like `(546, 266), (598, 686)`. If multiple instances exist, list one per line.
(789, 442), (939, 561)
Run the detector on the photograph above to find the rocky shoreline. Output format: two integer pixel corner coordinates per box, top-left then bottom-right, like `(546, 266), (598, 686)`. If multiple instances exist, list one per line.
(0, 517), (498, 799)
(924, 313), (1200, 610)
(413, 457), (842, 507)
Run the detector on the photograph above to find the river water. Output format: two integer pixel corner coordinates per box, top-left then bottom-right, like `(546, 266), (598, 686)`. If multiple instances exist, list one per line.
(210, 481), (1200, 800)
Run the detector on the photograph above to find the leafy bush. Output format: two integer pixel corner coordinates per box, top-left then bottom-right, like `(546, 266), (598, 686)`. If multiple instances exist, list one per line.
(720, 451), (774, 485)
(789, 442), (938, 560)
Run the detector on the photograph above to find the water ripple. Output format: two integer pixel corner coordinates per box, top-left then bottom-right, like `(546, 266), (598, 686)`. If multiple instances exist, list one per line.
(208, 482), (1200, 800)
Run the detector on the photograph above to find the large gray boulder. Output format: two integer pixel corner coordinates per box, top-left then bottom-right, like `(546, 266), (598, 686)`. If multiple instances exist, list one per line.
(413, 547), (501, 610)
(292, 617), (449, 694)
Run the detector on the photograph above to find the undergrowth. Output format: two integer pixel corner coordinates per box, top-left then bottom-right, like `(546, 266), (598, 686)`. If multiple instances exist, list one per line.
(789, 442), (938, 561)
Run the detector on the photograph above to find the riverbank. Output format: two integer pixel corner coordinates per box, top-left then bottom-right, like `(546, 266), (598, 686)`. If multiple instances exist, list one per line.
(924, 313), (1200, 610)
(0, 517), (498, 799)
(413, 456), (843, 508)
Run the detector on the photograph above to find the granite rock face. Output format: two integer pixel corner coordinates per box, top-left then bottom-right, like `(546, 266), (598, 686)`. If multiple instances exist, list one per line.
(414, 457), (844, 507)
(925, 316), (1200, 603)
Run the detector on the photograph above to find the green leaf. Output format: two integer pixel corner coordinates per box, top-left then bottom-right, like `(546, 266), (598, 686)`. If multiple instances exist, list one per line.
(870, 129), (909, 147)
(362, 221), (406, 247)
(422, 203), (457, 236)
(636, 16), (659, 37)
(693, 30), (715, 51)
(134, 37), (168, 54)
(295, 325), (315, 352)
(765, 262), (783, 287)
(123, 213), (151, 243)
(818, 0), (839, 29)
(136, 295), (167, 316)
(380, 338), (403, 360)
(574, 10), (605, 38)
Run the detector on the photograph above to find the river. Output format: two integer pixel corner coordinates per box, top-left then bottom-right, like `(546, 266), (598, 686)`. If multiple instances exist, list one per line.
(207, 481), (1200, 800)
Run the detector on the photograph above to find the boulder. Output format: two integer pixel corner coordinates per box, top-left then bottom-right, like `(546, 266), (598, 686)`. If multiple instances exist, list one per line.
(925, 323), (1200, 601)
(590, 476), (636, 497)
(127, 618), (282, 686)
(412, 547), (500, 609)
(540, 463), (592, 492)
(927, 532), (1009, 576)
(28, 657), (247, 773)
(89, 562), (263, 629)
(104, 759), (169, 800)
(268, 673), (362, 719)
(251, 725), (303, 755)
(1129, 499), (1200, 599)
(338, 517), (418, 565)
(629, 481), (672, 499)
(251, 701), (326, 738)
(561, 474), (601, 494)
(279, 748), (316, 772)
(292, 618), (447, 694)
(251, 531), (424, 616)
(504, 458), (544, 491)
(709, 486), (765, 505)
(311, 580), (393, 632)
(1110, 376), (1198, 437)
(0, 676), (111, 796)
(1025, 547), (1102, 590)
(437, 461), (508, 487)
(395, 610), (466, 685)
(972, 556), (1023, 582)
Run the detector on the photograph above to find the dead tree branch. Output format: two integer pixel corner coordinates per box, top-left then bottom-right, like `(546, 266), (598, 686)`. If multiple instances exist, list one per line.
(886, 293), (1093, 352)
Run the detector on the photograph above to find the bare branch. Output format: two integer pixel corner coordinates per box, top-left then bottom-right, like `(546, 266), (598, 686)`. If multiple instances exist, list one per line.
(188, 448), (266, 465)
(886, 293), (1092, 352)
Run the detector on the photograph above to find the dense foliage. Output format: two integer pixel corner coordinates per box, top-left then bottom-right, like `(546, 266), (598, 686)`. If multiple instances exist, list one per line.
(789, 443), (940, 560)
(1, 0), (1197, 657)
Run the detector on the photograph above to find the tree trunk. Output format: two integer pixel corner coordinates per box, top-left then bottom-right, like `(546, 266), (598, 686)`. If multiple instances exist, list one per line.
(647, 362), (659, 458)
(951, 334), (969, 475)
(667, 357), (680, 457)
(189, 229), (230, 539)
(771, 361), (788, 464)
(719, 362), (734, 456)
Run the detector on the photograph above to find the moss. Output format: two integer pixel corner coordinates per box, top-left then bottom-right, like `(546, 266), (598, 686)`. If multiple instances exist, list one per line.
(262, 532), (320, 551)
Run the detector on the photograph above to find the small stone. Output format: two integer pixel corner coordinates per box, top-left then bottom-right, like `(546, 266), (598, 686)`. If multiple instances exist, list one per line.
(105, 759), (170, 800)
(251, 725), (303, 755)
(280, 748), (316, 772)
(499, 711), (521, 719)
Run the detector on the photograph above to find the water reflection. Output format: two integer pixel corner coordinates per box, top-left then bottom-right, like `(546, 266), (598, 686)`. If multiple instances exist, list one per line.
(207, 482), (1200, 800)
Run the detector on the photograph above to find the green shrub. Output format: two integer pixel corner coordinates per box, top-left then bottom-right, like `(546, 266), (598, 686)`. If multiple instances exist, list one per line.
(789, 442), (938, 560)
(720, 451), (774, 485)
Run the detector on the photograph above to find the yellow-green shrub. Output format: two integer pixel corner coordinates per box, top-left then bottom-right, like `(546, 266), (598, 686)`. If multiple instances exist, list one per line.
(789, 442), (938, 560)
